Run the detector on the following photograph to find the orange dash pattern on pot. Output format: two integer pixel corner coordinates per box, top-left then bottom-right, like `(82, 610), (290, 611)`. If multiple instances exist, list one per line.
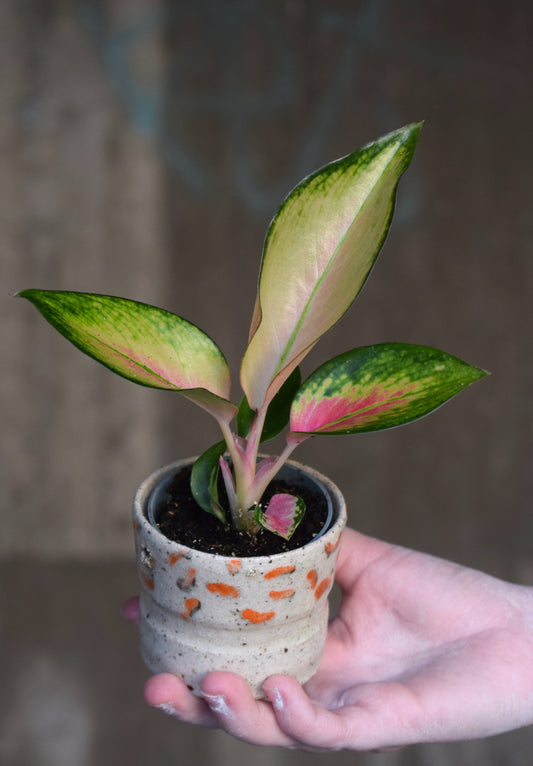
(307, 569), (318, 589)
(206, 582), (240, 597)
(269, 589), (295, 600)
(180, 597), (201, 620)
(227, 559), (241, 575)
(140, 571), (155, 591)
(242, 608), (276, 624)
(168, 551), (183, 566)
(315, 578), (331, 599)
(325, 534), (342, 555)
(264, 564), (295, 580)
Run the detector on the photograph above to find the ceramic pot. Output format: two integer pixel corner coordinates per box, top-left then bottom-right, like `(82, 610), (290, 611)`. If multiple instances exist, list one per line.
(132, 457), (347, 698)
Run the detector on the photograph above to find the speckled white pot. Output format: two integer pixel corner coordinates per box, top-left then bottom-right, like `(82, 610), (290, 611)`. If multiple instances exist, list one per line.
(132, 457), (346, 698)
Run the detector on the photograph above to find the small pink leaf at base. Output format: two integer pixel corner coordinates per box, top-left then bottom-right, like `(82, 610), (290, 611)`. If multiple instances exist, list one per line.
(254, 493), (306, 540)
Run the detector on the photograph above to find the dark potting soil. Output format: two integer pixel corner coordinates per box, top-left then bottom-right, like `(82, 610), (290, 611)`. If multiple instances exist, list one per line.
(151, 465), (329, 557)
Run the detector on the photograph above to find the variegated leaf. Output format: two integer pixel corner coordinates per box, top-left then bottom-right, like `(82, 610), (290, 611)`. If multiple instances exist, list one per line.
(254, 493), (305, 540)
(17, 289), (237, 423)
(290, 343), (488, 434)
(241, 124), (422, 409)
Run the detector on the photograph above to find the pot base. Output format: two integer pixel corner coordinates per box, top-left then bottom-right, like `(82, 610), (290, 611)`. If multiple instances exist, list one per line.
(139, 592), (329, 697)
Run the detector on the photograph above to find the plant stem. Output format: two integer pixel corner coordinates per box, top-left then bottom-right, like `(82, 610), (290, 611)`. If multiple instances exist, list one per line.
(245, 404), (268, 468)
(217, 418), (258, 531)
(218, 410), (306, 532)
(217, 419), (240, 467)
(218, 455), (257, 532)
(240, 436), (305, 512)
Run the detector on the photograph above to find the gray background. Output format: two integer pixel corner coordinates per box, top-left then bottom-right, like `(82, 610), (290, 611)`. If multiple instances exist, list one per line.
(1, 1), (532, 764)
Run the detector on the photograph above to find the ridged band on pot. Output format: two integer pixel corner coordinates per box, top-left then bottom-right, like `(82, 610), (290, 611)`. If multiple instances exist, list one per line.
(132, 457), (347, 698)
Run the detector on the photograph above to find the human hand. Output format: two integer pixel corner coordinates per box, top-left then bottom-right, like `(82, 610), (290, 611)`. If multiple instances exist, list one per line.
(123, 528), (533, 751)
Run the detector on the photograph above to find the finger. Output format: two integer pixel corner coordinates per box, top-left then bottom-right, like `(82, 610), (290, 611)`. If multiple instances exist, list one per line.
(144, 673), (217, 728)
(199, 672), (298, 748)
(334, 528), (393, 592)
(264, 675), (356, 750)
(263, 676), (408, 752)
(121, 595), (140, 624)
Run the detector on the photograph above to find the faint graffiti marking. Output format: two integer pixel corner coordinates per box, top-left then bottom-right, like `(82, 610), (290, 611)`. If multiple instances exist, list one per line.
(76, 0), (464, 214)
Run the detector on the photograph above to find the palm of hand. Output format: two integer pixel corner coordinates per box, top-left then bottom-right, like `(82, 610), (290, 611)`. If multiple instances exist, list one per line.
(142, 529), (533, 751)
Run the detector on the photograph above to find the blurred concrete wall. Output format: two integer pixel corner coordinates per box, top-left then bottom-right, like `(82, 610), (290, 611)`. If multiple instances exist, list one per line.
(2, 2), (533, 766)
(3, 0), (532, 572)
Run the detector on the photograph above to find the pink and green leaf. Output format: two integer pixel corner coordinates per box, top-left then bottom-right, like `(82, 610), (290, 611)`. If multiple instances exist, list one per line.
(290, 343), (488, 434)
(17, 290), (237, 423)
(241, 124), (422, 410)
(254, 493), (305, 540)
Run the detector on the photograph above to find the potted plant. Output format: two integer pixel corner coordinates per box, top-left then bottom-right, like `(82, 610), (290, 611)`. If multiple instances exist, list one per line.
(16, 123), (487, 697)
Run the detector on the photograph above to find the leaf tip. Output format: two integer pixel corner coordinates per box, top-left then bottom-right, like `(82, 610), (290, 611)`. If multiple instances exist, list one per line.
(14, 288), (32, 300)
(465, 363), (490, 384)
(395, 121), (424, 160)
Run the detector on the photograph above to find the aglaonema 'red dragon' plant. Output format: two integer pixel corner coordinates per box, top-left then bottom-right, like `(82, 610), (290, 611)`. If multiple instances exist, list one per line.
(17, 124), (487, 541)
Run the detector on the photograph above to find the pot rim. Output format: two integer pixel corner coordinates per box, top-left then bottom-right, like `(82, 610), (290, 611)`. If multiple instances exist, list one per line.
(133, 456), (347, 564)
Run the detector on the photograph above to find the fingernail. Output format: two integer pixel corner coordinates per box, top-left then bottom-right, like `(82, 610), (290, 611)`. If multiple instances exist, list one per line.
(266, 686), (284, 711)
(156, 703), (179, 717)
(202, 692), (232, 717)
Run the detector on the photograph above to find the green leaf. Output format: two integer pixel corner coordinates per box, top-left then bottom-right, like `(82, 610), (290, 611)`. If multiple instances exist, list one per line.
(241, 124), (422, 410)
(260, 366), (302, 441)
(17, 289), (238, 423)
(190, 441), (227, 522)
(236, 367), (302, 441)
(290, 343), (488, 434)
(236, 396), (255, 439)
